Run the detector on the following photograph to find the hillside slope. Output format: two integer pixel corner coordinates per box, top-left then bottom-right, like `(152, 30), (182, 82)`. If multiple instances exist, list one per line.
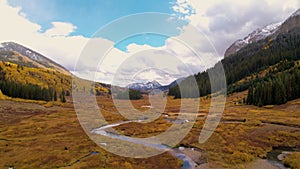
(0, 41), (114, 101)
(0, 42), (70, 75)
(0, 54), (72, 101)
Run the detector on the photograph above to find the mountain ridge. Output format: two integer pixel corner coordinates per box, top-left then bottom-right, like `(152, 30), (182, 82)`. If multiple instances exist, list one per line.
(0, 42), (70, 75)
(224, 22), (281, 58)
(224, 8), (300, 58)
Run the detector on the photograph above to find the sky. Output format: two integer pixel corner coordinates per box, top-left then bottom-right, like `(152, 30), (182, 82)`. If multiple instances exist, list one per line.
(1, 0), (299, 85)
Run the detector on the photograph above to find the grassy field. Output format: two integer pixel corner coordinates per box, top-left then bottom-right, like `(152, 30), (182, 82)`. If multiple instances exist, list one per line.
(0, 91), (300, 168)
(0, 99), (181, 169)
(109, 92), (300, 168)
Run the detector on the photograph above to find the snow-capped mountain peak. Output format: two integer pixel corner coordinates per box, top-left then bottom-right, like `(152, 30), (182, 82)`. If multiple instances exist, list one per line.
(224, 22), (281, 57)
(145, 80), (161, 87)
(127, 80), (162, 91)
(245, 22), (282, 43)
(225, 8), (300, 58)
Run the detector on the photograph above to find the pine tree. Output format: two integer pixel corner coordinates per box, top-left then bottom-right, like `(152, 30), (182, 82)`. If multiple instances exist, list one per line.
(274, 78), (287, 105)
(54, 90), (57, 101)
(60, 90), (66, 103)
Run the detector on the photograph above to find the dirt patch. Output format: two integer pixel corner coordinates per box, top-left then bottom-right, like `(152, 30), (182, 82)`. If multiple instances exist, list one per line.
(245, 159), (278, 169)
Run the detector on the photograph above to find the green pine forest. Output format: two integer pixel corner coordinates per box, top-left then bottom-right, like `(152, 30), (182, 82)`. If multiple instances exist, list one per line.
(246, 65), (300, 106)
(0, 80), (67, 102)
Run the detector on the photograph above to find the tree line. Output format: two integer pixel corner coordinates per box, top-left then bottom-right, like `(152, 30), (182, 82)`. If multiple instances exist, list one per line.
(0, 80), (67, 102)
(115, 89), (142, 100)
(246, 67), (300, 106)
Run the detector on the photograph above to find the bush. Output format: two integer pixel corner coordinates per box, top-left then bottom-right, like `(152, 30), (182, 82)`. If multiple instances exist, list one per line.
(283, 152), (300, 169)
(228, 151), (254, 164)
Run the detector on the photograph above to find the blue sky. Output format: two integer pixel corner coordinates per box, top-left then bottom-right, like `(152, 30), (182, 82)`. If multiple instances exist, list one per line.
(8, 0), (184, 51)
(8, 0), (176, 37)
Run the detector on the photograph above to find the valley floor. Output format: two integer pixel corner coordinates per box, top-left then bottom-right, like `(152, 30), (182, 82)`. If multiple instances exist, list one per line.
(0, 91), (299, 169)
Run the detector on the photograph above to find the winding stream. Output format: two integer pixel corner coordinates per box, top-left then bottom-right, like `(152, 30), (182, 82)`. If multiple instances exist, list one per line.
(91, 121), (196, 169)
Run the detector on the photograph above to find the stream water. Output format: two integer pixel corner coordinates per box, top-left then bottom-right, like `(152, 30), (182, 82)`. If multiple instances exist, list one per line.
(266, 147), (300, 169)
(91, 121), (196, 169)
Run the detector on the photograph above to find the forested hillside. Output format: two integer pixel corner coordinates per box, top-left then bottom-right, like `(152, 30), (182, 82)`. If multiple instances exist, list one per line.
(0, 59), (70, 102)
(169, 28), (300, 105)
(246, 63), (300, 106)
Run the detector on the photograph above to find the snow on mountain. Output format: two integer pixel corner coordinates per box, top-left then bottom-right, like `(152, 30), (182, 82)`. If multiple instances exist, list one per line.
(127, 80), (162, 91)
(0, 42), (70, 75)
(225, 8), (300, 58)
(224, 22), (282, 58)
(244, 22), (282, 44)
(290, 8), (300, 19)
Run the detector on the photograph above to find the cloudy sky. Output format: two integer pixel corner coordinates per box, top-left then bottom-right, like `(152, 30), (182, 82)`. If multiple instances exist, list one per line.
(1, 0), (299, 85)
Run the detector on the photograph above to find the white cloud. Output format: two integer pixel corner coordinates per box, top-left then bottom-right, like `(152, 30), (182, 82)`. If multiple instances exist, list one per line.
(44, 22), (77, 37)
(133, 69), (175, 85)
(0, 0), (41, 40)
(90, 25), (220, 86)
(174, 0), (300, 56)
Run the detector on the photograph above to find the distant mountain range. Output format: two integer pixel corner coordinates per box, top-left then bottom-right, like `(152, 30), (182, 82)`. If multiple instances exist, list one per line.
(127, 80), (162, 92)
(126, 78), (185, 93)
(225, 8), (300, 58)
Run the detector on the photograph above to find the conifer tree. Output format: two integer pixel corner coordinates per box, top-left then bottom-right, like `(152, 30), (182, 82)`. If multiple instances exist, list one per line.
(54, 90), (57, 101)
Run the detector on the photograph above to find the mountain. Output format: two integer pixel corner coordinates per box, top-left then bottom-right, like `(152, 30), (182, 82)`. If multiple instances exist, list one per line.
(124, 77), (185, 94)
(169, 8), (300, 102)
(0, 42), (70, 75)
(127, 80), (162, 91)
(126, 78), (184, 94)
(0, 42), (112, 101)
(224, 22), (282, 58)
(0, 42), (72, 101)
(224, 8), (300, 58)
